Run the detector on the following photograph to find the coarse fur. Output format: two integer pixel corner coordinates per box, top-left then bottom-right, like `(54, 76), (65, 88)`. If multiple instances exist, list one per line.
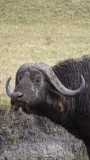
(9, 55), (90, 159)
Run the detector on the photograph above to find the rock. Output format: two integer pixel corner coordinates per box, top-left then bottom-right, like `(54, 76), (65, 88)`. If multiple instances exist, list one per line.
(0, 110), (89, 160)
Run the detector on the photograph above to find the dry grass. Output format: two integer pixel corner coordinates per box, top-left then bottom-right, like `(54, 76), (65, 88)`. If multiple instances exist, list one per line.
(0, 0), (90, 109)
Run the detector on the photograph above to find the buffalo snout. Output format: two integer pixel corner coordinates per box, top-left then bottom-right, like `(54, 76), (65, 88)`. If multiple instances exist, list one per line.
(11, 91), (23, 101)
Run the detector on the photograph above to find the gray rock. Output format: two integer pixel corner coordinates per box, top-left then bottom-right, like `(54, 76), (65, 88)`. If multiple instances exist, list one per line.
(0, 111), (89, 160)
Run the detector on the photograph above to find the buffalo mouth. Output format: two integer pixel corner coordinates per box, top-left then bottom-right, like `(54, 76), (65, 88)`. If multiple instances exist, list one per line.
(11, 101), (33, 114)
(11, 101), (42, 115)
(11, 100), (26, 111)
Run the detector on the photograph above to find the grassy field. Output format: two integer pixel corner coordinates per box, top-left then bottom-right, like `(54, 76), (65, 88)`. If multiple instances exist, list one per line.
(0, 0), (90, 109)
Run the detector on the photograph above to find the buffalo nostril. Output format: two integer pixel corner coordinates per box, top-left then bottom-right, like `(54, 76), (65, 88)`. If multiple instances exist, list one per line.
(17, 92), (23, 99)
(11, 91), (23, 100)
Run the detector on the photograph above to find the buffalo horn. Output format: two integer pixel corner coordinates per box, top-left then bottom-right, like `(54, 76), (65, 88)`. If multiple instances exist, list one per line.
(6, 77), (23, 98)
(31, 62), (85, 96)
(6, 77), (13, 97)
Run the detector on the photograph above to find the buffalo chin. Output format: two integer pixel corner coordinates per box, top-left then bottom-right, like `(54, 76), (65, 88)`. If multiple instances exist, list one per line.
(11, 100), (26, 111)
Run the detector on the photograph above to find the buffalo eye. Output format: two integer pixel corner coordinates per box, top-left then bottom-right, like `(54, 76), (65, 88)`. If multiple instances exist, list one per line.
(36, 78), (41, 83)
(30, 74), (42, 83)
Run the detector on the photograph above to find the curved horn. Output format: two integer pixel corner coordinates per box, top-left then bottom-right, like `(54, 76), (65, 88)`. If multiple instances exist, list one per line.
(6, 77), (13, 97)
(6, 77), (23, 98)
(31, 62), (85, 96)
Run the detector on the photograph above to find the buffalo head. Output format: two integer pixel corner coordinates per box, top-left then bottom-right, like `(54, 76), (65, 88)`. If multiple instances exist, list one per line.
(6, 62), (85, 115)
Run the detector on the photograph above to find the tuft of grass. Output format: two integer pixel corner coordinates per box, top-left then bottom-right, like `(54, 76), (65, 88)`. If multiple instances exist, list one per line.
(0, 0), (90, 109)
(10, 133), (19, 144)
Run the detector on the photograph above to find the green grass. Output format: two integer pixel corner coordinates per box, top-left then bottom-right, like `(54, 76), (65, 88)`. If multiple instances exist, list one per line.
(0, 0), (90, 109)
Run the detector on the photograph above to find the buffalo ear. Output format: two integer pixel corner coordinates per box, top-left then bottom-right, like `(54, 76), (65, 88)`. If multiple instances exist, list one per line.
(46, 91), (64, 112)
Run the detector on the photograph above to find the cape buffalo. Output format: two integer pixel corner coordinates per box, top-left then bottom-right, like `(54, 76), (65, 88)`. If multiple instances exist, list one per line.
(6, 55), (90, 159)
